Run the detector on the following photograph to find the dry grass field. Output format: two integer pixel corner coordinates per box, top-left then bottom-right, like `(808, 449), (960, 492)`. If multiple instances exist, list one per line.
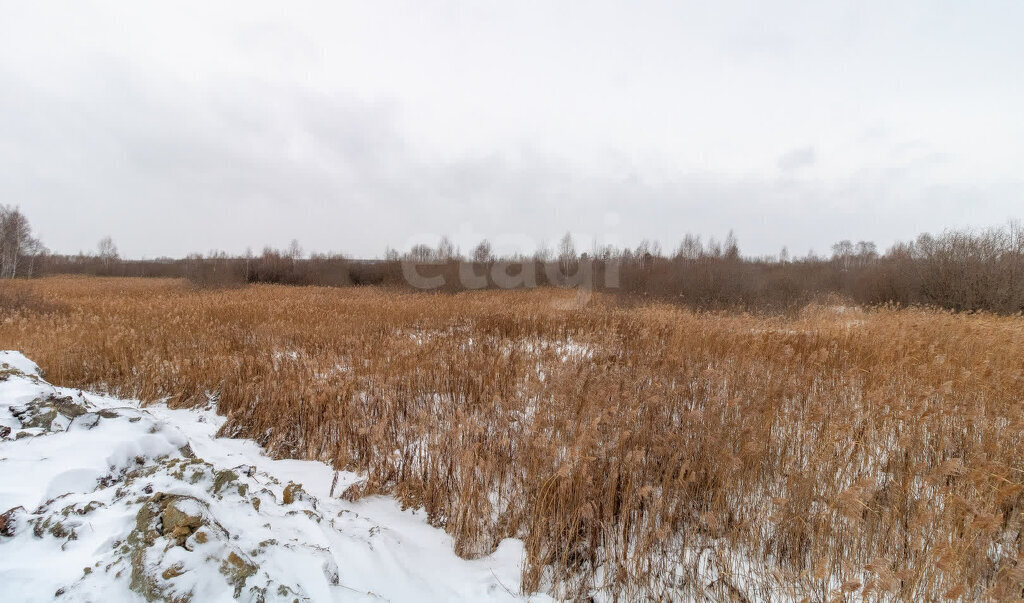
(4, 276), (1024, 600)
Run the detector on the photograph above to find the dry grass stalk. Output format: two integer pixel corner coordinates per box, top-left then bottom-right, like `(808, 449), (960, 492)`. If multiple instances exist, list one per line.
(3, 277), (1024, 600)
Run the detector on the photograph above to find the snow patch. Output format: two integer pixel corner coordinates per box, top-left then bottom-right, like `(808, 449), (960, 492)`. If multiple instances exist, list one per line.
(0, 351), (544, 602)
(0, 351), (43, 377)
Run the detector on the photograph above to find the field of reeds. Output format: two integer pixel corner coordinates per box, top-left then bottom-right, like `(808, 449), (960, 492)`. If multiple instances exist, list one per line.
(3, 276), (1024, 600)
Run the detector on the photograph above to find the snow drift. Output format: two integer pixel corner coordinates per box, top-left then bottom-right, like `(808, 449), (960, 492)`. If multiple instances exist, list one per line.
(0, 351), (541, 602)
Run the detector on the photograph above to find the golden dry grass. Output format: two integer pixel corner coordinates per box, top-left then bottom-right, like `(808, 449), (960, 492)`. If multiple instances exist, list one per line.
(4, 276), (1024, 600)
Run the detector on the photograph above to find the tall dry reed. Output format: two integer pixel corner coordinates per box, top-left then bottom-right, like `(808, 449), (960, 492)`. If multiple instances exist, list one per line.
(3, 277), (1024, 600)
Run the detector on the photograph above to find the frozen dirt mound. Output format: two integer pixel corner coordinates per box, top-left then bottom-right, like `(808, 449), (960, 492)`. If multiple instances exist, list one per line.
(0, 351), (540, 602)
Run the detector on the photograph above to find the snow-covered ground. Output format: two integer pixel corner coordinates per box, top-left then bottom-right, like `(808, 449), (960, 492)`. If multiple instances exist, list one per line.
(0, 351), (546, 602)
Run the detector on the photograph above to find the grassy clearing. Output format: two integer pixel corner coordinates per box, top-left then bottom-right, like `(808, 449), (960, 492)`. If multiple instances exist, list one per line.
(3, 277), (1024, 599)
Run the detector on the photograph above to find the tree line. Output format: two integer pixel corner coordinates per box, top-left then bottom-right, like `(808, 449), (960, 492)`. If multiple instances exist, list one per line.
(7, 205), (1024, 314)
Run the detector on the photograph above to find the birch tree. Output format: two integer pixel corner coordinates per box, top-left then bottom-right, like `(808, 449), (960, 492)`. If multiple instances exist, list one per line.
(0, 205), (33, 278)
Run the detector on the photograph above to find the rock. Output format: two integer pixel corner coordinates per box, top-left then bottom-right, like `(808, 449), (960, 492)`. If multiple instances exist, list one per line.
(219, 552), (258, 598)
(70, 413), (102, 430)
(161, 498), (204, 545)
(282, 483), (303, 505)
(211, 470), (238, 495)
(17, 407), (57, 429)
(127, 494), (208, 601)
(49, 396), (87, 419)
(161, 564), (185, 580)
(11, 394), (88, 431)
(0, 425), (9, 438)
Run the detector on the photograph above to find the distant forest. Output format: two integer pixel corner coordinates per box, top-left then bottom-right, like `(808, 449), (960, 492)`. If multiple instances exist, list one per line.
(4, 205), (1024, 313)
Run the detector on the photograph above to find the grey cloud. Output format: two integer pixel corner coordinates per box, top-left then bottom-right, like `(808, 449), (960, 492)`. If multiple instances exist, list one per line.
(777, 146), (816, 172)
(4, 56), (1023, 262)
(2, 1), (1023, 260)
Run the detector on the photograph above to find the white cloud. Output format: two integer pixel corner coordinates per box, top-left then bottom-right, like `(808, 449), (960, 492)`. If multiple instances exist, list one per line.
(1, 0), (1022, 258)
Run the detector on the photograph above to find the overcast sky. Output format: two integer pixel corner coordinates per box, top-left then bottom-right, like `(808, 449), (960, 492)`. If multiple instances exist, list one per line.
(2, 1), (1022, 259)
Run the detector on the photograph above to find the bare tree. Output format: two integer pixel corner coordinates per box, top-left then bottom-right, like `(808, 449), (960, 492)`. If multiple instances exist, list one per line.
(831, 240), (854, 269)
(534, 240), (552, 262)
(97, 236), (119, 270)
(472, 239), (493, 264)
(408, 244), (435, 262)
(675, 234), (703, 260)
(436, 236), (457, 261)
(1, 205), (34, 278)
(244, 247), (254, 282)
(724, 230), (740, 261)
(706, 237), (723, 258)
(854, 241), (878, 266)
(635, 239), (651, 268)
(24, 237), (46, 278)
(558, 232), (576, 273)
